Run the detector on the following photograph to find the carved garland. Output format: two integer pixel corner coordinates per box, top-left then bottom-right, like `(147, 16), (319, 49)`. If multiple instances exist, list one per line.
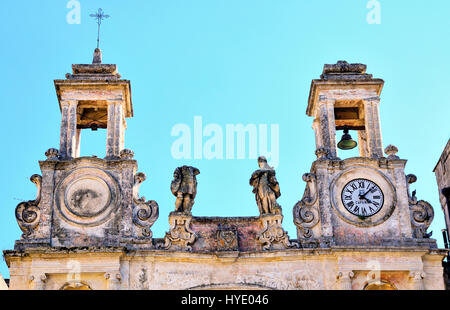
(293, 173), (320, 239)
(15, 174), (42, 238)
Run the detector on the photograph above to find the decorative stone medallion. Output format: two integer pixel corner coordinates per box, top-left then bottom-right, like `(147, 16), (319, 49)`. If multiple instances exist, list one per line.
(55, 167), (120, 226)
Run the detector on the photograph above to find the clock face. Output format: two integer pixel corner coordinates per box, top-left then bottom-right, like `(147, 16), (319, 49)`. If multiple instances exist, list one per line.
(341, 178), (384, 218)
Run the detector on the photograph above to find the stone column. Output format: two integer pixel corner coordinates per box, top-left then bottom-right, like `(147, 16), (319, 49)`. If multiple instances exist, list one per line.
(337, 271), (354, 290)
(409, 271), (425, 290)
(317, 97), (337, 159)
(105, 272), (122, 290)
(363, 98), (383, 158)
(312, 119), (322, 150)
(29, 274), (47, 290)
(106, 102), (125, 159)
(358, 130), (369, 157)
(59, 101), (79, 159)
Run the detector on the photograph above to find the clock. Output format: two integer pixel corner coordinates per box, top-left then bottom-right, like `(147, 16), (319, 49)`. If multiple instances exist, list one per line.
(330, 167), (396, 227)
(341, 179), (384, 218)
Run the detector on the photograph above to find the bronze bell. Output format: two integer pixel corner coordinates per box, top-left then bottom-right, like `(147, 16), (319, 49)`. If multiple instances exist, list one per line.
(337, 126), (357, 150)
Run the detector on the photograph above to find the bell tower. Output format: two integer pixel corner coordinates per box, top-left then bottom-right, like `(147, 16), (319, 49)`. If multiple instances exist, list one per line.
(54, 49), (132, 159)
(306, 61), (384, 158)
(13, 49), (158, 250)
(294, 61), (436, 250)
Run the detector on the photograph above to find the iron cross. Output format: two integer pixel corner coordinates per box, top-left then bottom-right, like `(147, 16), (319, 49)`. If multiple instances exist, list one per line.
(90, 8), (110, 49)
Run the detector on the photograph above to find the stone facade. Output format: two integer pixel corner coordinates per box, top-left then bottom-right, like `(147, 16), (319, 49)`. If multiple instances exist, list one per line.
(434, 138), (450, 289)
(3, 58), (447, 290)
(434, 139), (450, 236)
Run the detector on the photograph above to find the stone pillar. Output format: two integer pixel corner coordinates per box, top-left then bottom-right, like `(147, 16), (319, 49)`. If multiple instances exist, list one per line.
(337, 271), (354, 290)
(316, 97), (337, 158)
(106, 102), (125, 159)
(59, 101), (79, 159)
(312, 119), (322, 150)
(358, 130), (369, 157)
(29, 274), (47, 290)
(105, 272), (122, 290)
(409, 271), (425, 290)
(75, 128), (81, 157)
(363, 98), (383, 158)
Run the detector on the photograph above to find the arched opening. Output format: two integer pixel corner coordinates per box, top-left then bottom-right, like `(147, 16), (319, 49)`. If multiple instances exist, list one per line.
(364, 281), (397, 290)
(60, 281), (92, 290)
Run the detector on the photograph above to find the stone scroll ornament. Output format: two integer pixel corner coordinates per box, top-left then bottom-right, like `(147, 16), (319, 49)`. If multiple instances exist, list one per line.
(132, 172), (159, 238)
(15, 175), (42, 238)
(293, 173), (320, 239)
(170, 166), (200, 215)
(406, 174), (434, 238)
(257, 215), (296, 250)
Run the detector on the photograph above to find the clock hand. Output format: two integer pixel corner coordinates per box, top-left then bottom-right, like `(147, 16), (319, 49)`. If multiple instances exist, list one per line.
(359, 187), (373, 199)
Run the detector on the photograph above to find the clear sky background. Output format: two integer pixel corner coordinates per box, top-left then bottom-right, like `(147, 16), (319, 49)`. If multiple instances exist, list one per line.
(1, 0), (449, 278)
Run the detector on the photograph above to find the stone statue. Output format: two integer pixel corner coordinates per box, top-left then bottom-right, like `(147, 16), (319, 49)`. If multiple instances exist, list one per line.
(171, 166), (200, 214)
(250, 156), (281, 215)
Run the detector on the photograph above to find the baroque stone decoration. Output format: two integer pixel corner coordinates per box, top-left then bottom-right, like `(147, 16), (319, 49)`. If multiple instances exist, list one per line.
(162, 213), (197, 251)
(3, 57), (448, 290)
(132, 172), (159, 240)
(293, 173), (320, 241)
(250, 156), (282, 215)
(171, 166), (200, 215)
(216, 226), (239, 251)
(406, 174), (434, 238)
(15, 175), (42, 239)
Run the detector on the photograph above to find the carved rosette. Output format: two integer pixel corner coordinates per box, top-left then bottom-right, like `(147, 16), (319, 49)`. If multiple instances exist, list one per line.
(163, 213), (197, 251)
(406, 174), (434, 238)
(132, 172), (159, 239)
(257, 214), (297, 250)
(15, 174), (42, 238)
(293, 173), (320, 240)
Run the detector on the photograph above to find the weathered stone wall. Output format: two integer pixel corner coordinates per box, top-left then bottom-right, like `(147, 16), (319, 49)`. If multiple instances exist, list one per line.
(434, 139), (450, 233)
(3, 248), (446, 290)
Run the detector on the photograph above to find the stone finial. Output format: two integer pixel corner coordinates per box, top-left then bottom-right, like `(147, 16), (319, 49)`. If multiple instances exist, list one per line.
(45, 148), (60, 160)
(384, 144), (399, 159)
(315, 147), (330, 160)
(93, 48), (102, 64)
(120, 149), (134, 160)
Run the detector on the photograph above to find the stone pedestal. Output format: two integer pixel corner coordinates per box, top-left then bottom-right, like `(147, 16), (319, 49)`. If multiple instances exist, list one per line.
(163, 212), (197, 251)
(257, 214), (295, 250)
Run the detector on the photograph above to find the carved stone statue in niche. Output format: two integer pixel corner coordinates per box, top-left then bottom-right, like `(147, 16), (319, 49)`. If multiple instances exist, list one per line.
(249, 156), (281, 215)
(171, 166), (200, 214)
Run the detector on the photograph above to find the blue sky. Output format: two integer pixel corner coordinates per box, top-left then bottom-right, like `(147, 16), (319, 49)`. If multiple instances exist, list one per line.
(1, 1), (449, 278)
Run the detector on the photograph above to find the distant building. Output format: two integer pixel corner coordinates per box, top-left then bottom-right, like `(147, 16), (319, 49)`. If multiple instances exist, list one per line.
(434, 138), (450, 289)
